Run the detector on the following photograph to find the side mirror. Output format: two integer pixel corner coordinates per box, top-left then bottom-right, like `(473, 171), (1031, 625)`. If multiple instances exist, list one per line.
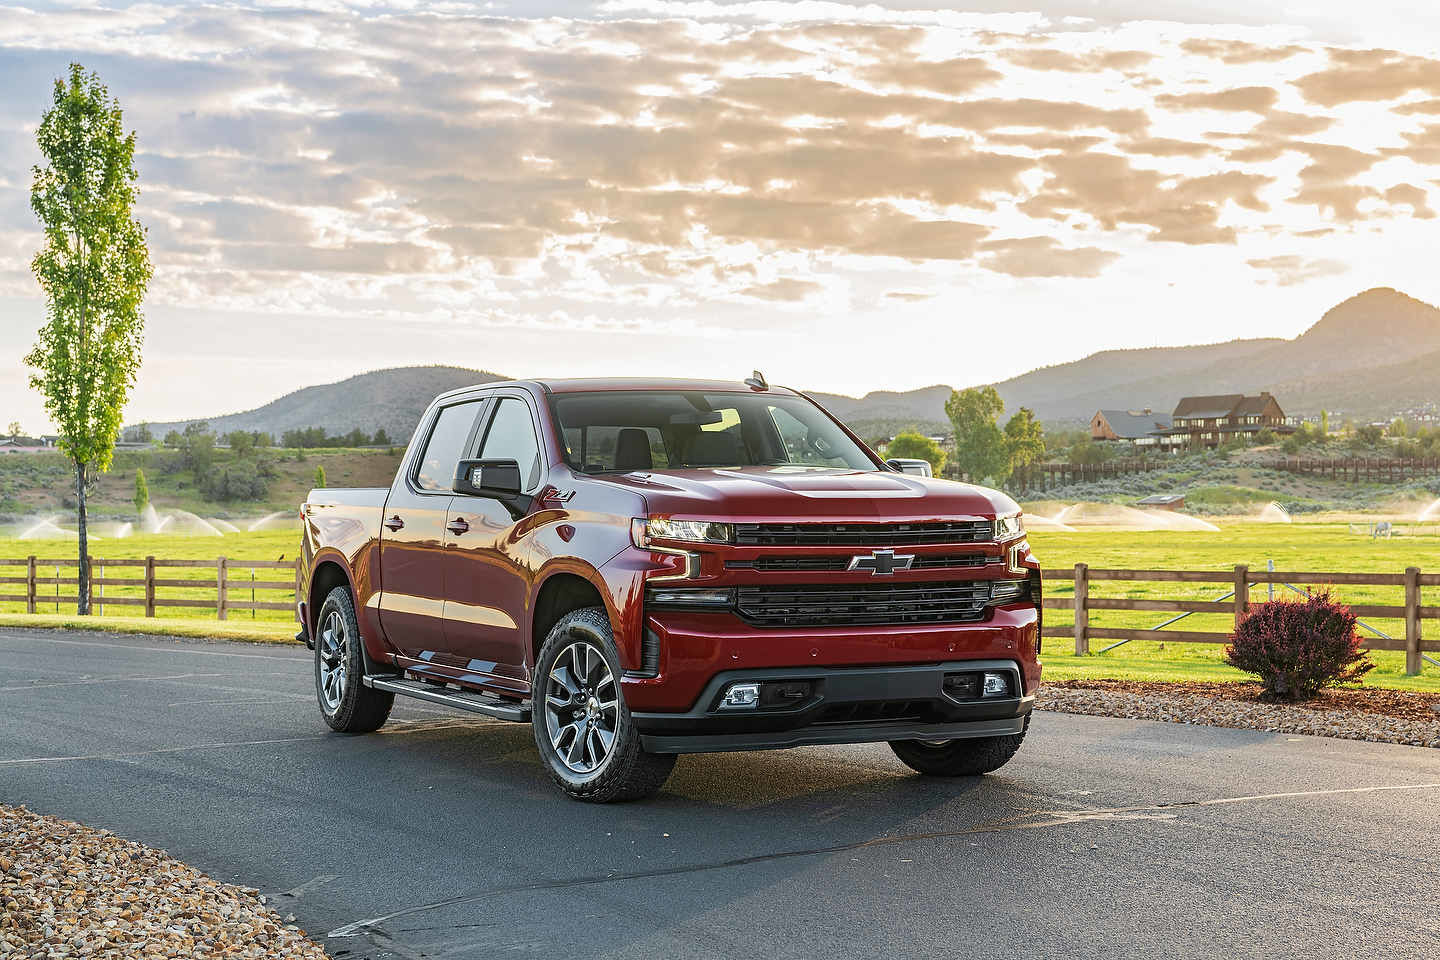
(453, 459), (523, 498)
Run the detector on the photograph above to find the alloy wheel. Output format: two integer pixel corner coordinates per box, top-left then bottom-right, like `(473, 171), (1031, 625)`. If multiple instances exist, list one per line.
(318, 608), (348, 712)
(544, 640), (618, 774)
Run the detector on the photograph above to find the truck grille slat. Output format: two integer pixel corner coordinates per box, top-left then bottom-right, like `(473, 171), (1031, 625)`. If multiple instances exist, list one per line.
(733, 521), (993, 547)
(737, 581), (992, 627)
(728, 553), (992, 572)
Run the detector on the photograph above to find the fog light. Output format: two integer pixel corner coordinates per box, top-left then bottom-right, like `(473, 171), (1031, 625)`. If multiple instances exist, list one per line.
(982, 672), (1010, 698)
(720, 682), (760, 709)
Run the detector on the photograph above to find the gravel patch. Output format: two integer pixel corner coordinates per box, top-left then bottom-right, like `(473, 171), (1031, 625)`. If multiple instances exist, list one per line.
(1038, 682), (1440, 748)
(0, 804), (329, 959)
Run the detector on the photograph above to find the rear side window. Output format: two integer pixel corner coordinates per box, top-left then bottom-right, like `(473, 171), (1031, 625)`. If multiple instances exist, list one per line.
(480, 398), (543, 492)
(414, 401), (482, 492)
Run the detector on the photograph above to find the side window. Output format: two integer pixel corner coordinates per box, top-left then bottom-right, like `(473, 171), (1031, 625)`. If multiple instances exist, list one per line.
(414, 401), (483, 492)
(480, 398), (543, 492)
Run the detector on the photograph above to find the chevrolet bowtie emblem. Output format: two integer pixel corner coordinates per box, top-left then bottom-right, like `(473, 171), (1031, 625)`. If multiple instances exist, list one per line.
(848, 549), (914, 575)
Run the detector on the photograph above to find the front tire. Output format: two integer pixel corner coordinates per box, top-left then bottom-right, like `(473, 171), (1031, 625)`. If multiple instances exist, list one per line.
(533, 607), (675, 802)
(889, 716), (1030, 777)
(314, 585), (393, 733)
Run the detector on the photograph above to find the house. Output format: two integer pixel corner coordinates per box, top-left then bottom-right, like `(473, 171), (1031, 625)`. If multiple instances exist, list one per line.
(1136, 493), (1186, 510)
(1090, 408), (1175, 447)
(1161, 392), (1293, 448)
(0, 436), (55, 454)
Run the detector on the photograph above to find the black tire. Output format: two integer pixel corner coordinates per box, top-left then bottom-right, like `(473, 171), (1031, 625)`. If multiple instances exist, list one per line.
(889, 716), (1030, 777)
(532, 607), (675, 803)
(314, 585), (394, 733)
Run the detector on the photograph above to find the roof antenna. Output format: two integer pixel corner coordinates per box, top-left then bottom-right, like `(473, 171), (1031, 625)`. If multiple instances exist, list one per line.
(744, 370), (768, 391)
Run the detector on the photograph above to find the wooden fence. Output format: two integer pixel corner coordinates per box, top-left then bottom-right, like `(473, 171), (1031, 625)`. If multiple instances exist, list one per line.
(1009, 460), (1159, 491)
(1267, 457), (1440, 483)
(1042, 564), (1438, 674)
(0, 556), (301, 621)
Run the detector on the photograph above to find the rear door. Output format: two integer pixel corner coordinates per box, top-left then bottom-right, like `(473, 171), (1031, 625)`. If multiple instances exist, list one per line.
(378, 397), (487, 662)
(442, 393), (546, 691)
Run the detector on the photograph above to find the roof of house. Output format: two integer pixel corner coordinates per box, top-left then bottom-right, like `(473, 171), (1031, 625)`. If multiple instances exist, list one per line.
(1232, 393), (1280, 416)
(1097, 409), (1172, 438)
(1172, 394), (1244, 419)
(1136, 494), (1185, 505)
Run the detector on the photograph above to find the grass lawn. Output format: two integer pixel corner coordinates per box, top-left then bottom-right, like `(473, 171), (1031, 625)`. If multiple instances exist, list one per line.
(0, 521), (1436, 691)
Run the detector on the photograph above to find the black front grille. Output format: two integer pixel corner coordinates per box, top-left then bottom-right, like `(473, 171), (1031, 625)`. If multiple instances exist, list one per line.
(733, 520), (994, 547)
(736, 581), (991, 627)
(815, 700), (929, 725)
(729, 553), (994, 572)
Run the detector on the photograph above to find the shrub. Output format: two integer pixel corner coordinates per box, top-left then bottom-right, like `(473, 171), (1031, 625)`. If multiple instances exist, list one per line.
(1224, 590), (1373, 701)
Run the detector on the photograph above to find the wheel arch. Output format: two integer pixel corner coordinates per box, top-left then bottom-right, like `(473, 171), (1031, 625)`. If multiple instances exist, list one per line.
(530, 565), (617, 667)
(307, 555), (354, 633)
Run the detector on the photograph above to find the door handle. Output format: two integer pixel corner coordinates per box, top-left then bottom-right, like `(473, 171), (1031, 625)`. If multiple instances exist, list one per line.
(384, 515), (405, 531)
(447, 517), (470, 536)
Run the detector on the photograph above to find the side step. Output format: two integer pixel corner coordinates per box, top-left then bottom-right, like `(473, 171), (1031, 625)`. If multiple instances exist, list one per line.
(363, 675), (531, 722)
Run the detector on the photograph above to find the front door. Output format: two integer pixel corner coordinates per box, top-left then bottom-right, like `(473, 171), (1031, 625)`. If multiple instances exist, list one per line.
(377, 398), (485, 663)
(443, 394), (545, 692)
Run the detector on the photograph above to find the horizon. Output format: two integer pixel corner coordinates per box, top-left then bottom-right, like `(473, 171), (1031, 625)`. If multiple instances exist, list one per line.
(6, 1), (1440, 429)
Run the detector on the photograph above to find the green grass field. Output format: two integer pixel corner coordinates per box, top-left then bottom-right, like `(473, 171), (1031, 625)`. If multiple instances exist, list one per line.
(1, 522), (1436, 690)
(1027, 522), (1440, 692)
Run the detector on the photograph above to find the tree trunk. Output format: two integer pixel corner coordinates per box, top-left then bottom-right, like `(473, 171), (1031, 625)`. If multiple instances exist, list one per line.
(75, 459), (89, 615)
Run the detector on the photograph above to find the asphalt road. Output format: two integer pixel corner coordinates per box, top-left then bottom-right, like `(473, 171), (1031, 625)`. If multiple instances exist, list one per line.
(2, 628), (1438, 960)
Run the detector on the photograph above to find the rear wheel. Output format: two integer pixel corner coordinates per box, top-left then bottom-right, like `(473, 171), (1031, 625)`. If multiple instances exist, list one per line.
(889, 716), (1030, 777)
(315, 585), (393, 733)
(533, 607), (675, 802)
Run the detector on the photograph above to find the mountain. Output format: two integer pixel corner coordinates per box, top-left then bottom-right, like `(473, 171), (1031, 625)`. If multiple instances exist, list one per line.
(143, 365), (507, 441)
(136, 289), (1440, 440)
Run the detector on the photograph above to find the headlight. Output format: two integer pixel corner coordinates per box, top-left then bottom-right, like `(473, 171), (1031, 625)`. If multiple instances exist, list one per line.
(995, 514), (1024, 540)
(989, 579), (1030, 603)
(645, 586), (735, 608)
(632, 517), (734, 547)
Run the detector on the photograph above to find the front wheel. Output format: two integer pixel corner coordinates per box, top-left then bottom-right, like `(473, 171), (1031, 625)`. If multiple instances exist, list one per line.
(314, 585), (393, 733)
(533, 607), (675, 802)
(889, 716), (1030, 777)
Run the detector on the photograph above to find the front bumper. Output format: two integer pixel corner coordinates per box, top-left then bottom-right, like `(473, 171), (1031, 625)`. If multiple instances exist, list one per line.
(630, 659), (1031, 754)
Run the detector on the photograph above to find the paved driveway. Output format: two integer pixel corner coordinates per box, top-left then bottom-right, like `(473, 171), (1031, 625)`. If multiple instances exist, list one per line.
(2, 628), (1437, 959)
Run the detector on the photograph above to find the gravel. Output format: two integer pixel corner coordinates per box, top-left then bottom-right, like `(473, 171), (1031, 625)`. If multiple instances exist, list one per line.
(0, 804), (329, 959)
(1038, 681), (1440, 748)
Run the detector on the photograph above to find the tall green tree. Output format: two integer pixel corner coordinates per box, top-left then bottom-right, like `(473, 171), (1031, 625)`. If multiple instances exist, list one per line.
(944, 386), (1009, 483)
(885, 431), (947, 475)
(1003, 407), (1045, 475)
(133, 467), (149, 515)
(314, 464), (327, 488)
(26, 64), (151, 614)
(6, 421), (19, 440)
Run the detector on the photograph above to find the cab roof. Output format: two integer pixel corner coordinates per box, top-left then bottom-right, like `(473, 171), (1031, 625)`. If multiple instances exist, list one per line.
(539, 377), (798, 395)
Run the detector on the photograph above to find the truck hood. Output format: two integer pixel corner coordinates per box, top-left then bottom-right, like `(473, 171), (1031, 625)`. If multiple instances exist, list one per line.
(595, 467), (1018, 522)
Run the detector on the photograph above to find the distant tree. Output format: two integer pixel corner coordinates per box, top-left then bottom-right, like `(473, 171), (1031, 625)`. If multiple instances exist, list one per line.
(1389, 417), (1407, 438)
(25, 63), (152, 615)
(945, 387), (1009, 483)
(1355, 424), (1384, 445)
(344, 427), (367, 447)
(1282, 435), (1303, 455)
(133, 467), (148, 515)
(1067, 439), (1111, 466)
(163, 429), (181, 447)
(226, 430), (255, 457)
(314, 464), (326, 488)
(177, 422), (215, 479)
(1320, 410), (1329, 435)
(886, 431), (947, 475)
(1003, 407), (1045, 474)
(1255, 427), (1276, 445)
(253, 431), (272, 448)
(372, 427), (390, 446)
(6, 421), (20, 439)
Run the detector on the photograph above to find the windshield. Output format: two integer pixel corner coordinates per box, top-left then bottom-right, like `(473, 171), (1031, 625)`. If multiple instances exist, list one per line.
(550, 391), (879, 473)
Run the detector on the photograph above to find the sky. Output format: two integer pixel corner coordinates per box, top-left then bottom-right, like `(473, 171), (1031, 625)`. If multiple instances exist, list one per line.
(4, 1), (1440, 431)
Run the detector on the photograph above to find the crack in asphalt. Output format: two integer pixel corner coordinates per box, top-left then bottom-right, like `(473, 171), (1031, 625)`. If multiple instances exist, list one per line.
(327, 779), (1440, 941)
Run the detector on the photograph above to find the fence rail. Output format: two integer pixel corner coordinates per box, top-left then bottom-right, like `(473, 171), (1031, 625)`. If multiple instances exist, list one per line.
(0, 556), (301, 621)
(1268, 457), (1440, 484)
(1043, 563), (1436, 674)
(1011, 460), (1158, 491)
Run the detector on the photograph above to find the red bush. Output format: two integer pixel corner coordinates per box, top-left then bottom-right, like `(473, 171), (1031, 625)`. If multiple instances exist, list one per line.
(1224, 590), (1374, 701)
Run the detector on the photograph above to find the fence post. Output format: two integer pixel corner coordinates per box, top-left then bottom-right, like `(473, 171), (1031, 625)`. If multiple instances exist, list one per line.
(144, 556), (156, 618)
(26, 555), (37, 614)
(217, 556), (228, 620)
(97, 559), (105, 616)
(1233, 564), (1249, 630)
(1073, 562), (1089, 655)
(1405, 566), (1422, 675)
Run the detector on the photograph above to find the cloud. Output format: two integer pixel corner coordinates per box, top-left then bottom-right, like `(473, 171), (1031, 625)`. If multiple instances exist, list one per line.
(979, 236), (1119, 277)
(1156, 85), (1280, 113)
(1247, 255), (1347, 285)
(1297, 49), (1440, 106)
(739, 278), (822, 300)
(1180, 38), (1307, 64)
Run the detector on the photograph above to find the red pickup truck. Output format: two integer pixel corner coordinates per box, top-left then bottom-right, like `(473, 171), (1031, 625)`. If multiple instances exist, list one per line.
(299, 375), (1041, 802)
